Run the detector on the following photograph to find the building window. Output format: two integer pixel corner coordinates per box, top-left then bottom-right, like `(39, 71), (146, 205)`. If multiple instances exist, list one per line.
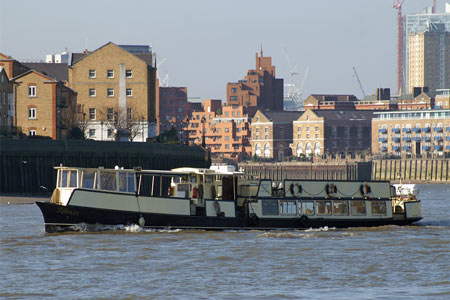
(265, 127), (268, 133)
(265, 135), (268, 140)
(89, 108), (96, 120)
(230, 96), (237, 101)
(28, 86), (37, 97)
(89, 129), (96, 137)
(28, 108), (36, 119)
(107, 129), (112, 138)
(126, 88), (132, 97)
(264, 143), (270, 157)
(107, 70), (114, 78)
(107, 88), (114, 97)
(255, 143), (261, 157)
(107, 108), (114, 120)
(127, 108), (132, 120)
(29, 130), (36, 136)
(125, 70), (132, 78)
(89, 70), (96, 78)
(89, 89), (96, 97)
(297, 127), (302, 132)
(231, 88), (237, 93)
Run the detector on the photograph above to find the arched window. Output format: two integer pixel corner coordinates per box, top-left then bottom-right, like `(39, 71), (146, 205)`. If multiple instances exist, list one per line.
(296, 142), (303, 156)
(264, 143), (270, 158)
(305, 142), (312, 156)
(314, 142), (321, 155)
(255, 143), (261, 157)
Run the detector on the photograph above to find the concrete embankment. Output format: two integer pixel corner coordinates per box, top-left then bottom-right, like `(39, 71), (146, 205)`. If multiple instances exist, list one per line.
(0, 195), (49, 205)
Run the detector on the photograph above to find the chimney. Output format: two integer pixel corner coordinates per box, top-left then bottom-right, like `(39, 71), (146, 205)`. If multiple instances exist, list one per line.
(83, 49), (89, 54)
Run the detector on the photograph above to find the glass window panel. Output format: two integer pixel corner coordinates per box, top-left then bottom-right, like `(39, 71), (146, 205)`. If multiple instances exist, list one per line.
(82, 171), (96, 189)
(371, 201), (387, 216)
(316, 200), (332, 215)
(351, 201), (366, 216)
(61, 170), (69, 187)
(69, 171), (77, 187)
(301, 201), (315, 215)
(280, 200), (297, 215)
(100, 172), (117, 191)
(333, 201), (349, 215)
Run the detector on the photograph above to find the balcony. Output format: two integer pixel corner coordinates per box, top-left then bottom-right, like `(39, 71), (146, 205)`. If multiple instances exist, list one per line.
(402, 137), (411, 142)
(423, 127), (431, 133)
(434, 145), (443, 151)
(381, 147), (387, 152)
(434, 127), (443, 133)
(393, 146), (400, 151)
(412, 128), (421, 133)
(422, 137), (431, 142)
(392, 137), (401, 143)
(412, 137), (421, 141)
(402, 128), (411, 133)
(446, 145), (450, 150)
(392, 128), (400, 133)
(378, 128), (387, 134)
(422, 146), (431, 151)
(446, 127), (450, 132)
(434, 136), (443, 141)
(402, 146), (411, 151)
(446, 136), (450, 141)
(378, 137), (387, 143)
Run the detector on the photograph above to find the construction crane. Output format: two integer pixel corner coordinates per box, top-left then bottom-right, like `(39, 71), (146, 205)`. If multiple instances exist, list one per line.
(353, 66), (366, 98)
(393, 0), (406, 96)
(433, 0), (437, 13)
(156, 57), (169, 87)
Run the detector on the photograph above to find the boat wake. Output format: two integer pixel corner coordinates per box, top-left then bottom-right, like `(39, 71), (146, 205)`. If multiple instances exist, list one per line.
(258, 226), (337, 239)
(416, 220), (450, 228)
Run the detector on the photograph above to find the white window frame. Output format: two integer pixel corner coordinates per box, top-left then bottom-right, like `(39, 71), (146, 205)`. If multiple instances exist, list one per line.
(29, 130), (36, 136)
(89, 89), (96, 97)
(107, 88), (114, 97)
(126, 88), (132, 97)
(28, 108), (36, 119)
(89, 129), (96, 137)
(28, 86), (37, 97)
(107, 70), (114, 78)
(89, 70), (96, 78)
(125, 70), (132, 78)
(89, 108), (96, 120)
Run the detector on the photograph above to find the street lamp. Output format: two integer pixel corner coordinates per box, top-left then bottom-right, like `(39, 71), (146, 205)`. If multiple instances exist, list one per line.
(201, 116), (206, 148)
(141, 117), (145, 142)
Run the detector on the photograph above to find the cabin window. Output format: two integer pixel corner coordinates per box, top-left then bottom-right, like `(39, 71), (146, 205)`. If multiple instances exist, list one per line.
(351, 201), (366, 216)
(81, 171), (97, 189)
(119, 172), (135, 193)
(262, 200), (279, 215)
(258, 180), (272, 197)
(59, 170), (77, 188)
(371, 201), (387, 216)
(316, 200), (332, 215)
(300, 201), (315, 215)
(205, 175), (213, 184)
(280, 200), (297, 215)
(333, 201), (349, 215)
(100, 171), (116, 191)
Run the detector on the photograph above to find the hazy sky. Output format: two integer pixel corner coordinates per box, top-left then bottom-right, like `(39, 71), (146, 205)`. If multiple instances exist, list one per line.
(0, 0), (444, 100)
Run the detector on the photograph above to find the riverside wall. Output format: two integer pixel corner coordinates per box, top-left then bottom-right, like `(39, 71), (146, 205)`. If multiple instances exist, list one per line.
(0, 139), (209, 195)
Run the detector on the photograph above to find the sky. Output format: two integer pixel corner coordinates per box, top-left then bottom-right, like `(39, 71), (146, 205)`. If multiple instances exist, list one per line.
(0, 0), (445, 100)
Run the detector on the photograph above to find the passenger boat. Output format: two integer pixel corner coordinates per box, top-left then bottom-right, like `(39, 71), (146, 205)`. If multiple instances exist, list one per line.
(35, 165), (422, 232)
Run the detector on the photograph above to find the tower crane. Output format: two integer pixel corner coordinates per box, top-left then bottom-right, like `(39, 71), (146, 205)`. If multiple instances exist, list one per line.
(393, 0), (405, 96)
(353, 66), (366, 98)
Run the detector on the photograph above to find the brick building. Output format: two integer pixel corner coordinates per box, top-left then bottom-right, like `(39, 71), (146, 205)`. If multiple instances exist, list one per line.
(291, 110), (372, 157)
(159, 86), (200, 133)
(68, 42), (158, 141)
(226, 48), (283, 111)
(251, 110), (302, 161)
(186, 100), (256, 161)
(372, 109), (450, 157)
(0, 67), (14, 134)
(11, 69), (77, 139)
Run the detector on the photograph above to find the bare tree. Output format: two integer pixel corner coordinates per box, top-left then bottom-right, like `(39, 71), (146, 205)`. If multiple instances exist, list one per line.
(98, 105), (145, 141)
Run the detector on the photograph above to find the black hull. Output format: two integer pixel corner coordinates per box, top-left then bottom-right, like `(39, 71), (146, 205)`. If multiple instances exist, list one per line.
(35, 201), (422, 233)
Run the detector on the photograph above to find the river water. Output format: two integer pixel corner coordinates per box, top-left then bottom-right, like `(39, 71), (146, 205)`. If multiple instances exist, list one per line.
(1, 184), (449, 300)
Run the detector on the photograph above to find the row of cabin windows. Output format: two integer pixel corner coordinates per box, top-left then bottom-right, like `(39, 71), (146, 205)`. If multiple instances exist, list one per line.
(89, 69), (133, 79)
(89, 88), (133, 97)
(58, 169), (135, 193)
(262, 200), (387, 217)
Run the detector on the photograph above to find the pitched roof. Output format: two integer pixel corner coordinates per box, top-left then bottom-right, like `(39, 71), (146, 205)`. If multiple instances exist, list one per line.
(312, 110), (374, 121)
(22, 62), (68, 81)
(261, 110), (303, 123)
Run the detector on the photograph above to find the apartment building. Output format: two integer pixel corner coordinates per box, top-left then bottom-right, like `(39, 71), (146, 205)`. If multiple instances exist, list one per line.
(291, 110), (372, 157)
(226, 48), (283, 111)
(372, 109), (450, 157)
(303, 94), (358, 110)
(11, 69), (77, 139)
(159, 87), (200, 133)
(187, 100), (256, 161)
(0, 67), (14, 134)
(408, 23), (450, 95)
(251, 110), (302, 161)
(68, 42), (158, 141)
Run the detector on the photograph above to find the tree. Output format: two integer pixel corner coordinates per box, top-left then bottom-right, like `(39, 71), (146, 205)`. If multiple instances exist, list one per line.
(98, 105), (145, 141)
